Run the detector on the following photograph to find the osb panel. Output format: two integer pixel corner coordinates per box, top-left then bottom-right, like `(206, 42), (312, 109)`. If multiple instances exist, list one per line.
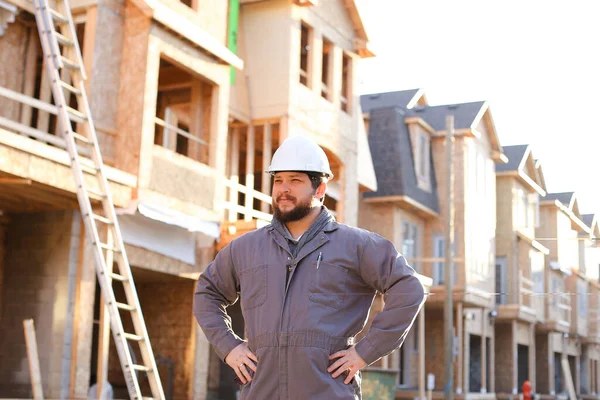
(151, 25), (230, 86)
(148, 153), (216, 210)
(87, 1), (126, 166)
(0, 144), (133, 207)
(115, 2), (152, 175)
(0, 20), (28, 121)
(196, 0), (228, 45)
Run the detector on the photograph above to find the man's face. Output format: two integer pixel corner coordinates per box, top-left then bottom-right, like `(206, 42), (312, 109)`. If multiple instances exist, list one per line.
(271, 172), (318, 222)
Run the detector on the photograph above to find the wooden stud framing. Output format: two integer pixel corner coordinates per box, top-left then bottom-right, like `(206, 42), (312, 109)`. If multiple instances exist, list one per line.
(261, 122), (272, 214)
(23, 319), (44, 399)
(228, 127), (240, 222)
(244, 124), (255, 222)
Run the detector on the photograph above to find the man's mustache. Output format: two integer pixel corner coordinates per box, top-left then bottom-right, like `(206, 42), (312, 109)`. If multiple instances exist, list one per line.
(276, 195), (296, 203)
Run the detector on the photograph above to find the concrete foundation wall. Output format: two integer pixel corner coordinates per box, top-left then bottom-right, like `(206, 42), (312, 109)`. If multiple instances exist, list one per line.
(0, 210), (76, 397)
(107, 273), (196, 399)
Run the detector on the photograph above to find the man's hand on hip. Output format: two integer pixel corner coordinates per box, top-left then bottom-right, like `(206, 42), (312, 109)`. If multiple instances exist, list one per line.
(225, 342), (258, 384)
(328, 345), (367, 384)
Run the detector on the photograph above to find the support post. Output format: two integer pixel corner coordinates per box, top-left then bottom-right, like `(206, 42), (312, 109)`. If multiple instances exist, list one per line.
(23, 319), (44, 399)
(444, 115), (455, 400)
(419, 307), (426, 400)
(261, 122), (272, 214)
(244, 124), (255, 221)
(229, 128), (240, 222)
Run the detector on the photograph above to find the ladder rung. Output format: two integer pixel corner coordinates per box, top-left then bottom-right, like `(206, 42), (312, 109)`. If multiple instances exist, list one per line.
(132, 364), (152, 373)
(49, 8), (68, 24)
(123, 332), (143, 341)
(110, 272), (128, 282)
(55, 32), (74, 47)
(91, 214), (114, 225)
(79, 162), (100, 175)
(72, 132), (91, 144)
(58, 80), (82, 96)
(86, 187), (107, 199)
(60, 56), (80, 70)
(115, 302), (136, 312)
(66, 106), (87, 122)
(98, 242), (121, 253)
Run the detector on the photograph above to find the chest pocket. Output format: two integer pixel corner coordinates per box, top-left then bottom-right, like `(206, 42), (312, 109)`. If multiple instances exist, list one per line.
(308, 260), (348, 309)
(239, 264), (267, 310)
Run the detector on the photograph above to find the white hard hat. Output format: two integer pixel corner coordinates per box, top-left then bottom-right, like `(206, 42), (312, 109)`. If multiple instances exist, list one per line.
(266, 135), (334, 179)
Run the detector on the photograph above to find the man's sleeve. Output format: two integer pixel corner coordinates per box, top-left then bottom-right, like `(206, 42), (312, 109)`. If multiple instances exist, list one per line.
(354, 232), (426, 365)
(193, 241), (245, 362)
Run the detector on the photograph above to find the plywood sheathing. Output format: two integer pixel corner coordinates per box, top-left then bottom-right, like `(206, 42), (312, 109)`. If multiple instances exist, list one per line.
(82, 0), (127, 167)
(0, 129), (135, 209)
(115, 1), (152, 176)
(0, 18), (28, 121)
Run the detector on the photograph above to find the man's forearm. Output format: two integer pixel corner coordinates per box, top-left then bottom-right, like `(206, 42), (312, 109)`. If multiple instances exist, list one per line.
(355, 274), (425, 365)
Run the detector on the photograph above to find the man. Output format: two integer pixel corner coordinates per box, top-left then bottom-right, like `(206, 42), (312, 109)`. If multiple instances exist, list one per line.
(194, 135), (425, 399)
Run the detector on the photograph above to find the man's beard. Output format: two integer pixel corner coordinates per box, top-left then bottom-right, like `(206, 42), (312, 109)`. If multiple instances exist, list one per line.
(273, 195), (314, 223)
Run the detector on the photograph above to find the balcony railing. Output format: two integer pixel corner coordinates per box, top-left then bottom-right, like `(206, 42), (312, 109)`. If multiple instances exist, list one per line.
(0, 86), (91, 156)
(519, 270), (535, 309)
(550, 292), (571, 326)
(222, 178), (272, 224)
(589, 308), (600, 339)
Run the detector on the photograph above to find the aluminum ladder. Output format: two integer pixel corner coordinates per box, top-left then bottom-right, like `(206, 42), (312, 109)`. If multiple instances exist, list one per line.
(31, 0), (165, 398)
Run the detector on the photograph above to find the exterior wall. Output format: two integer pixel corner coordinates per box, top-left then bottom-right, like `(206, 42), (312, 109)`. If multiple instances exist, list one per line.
(0, 211), (77, 397)
(83, 1), (126, 167)
(424, 309), (446, 391)
(430, 135), (466, 288)
(536, 333), (551, 394)
(125, 22), (230, 219)
(236, 0), (292, 120)
(463, 135), (496, 295)
(537, 206), (558, 257)
(495, 322), (514, 394)
(0, 19), (28, 120)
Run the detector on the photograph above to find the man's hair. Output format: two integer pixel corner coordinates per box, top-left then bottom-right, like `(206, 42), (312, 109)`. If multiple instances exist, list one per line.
(306, 172), (328, 191)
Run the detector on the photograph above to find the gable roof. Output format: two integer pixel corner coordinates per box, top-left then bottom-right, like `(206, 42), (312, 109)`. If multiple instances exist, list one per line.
(495, 144), (546, 194)
(544, 192), (575, 207)
(362, 106), (439, 214)
(583, 214), (600, 238)
(496, 145), (528, 172)
(407, 101), (487, 131)
(583, 214), (596, 227)
(360, 89), (425, 113)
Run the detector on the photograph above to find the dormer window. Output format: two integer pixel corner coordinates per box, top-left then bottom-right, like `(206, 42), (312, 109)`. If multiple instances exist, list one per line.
(414, 127), (431, 191)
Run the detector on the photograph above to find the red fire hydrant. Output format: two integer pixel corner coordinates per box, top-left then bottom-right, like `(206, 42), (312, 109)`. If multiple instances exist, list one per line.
(522, 380), (532, 400)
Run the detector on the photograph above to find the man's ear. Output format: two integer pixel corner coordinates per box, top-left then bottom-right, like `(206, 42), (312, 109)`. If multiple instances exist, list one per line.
(316, 182), (327, 200)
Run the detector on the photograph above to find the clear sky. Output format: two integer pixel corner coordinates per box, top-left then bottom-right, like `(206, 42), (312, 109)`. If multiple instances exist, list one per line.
(355, 0), (600, 214)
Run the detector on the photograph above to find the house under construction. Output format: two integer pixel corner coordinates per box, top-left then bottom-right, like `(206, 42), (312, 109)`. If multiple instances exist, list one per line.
(0, 0), (377, 397)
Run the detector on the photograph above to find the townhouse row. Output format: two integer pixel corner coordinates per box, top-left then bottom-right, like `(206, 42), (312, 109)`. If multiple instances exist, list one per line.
(359, 90), (600, 400)
(0, 0), (377, 398)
